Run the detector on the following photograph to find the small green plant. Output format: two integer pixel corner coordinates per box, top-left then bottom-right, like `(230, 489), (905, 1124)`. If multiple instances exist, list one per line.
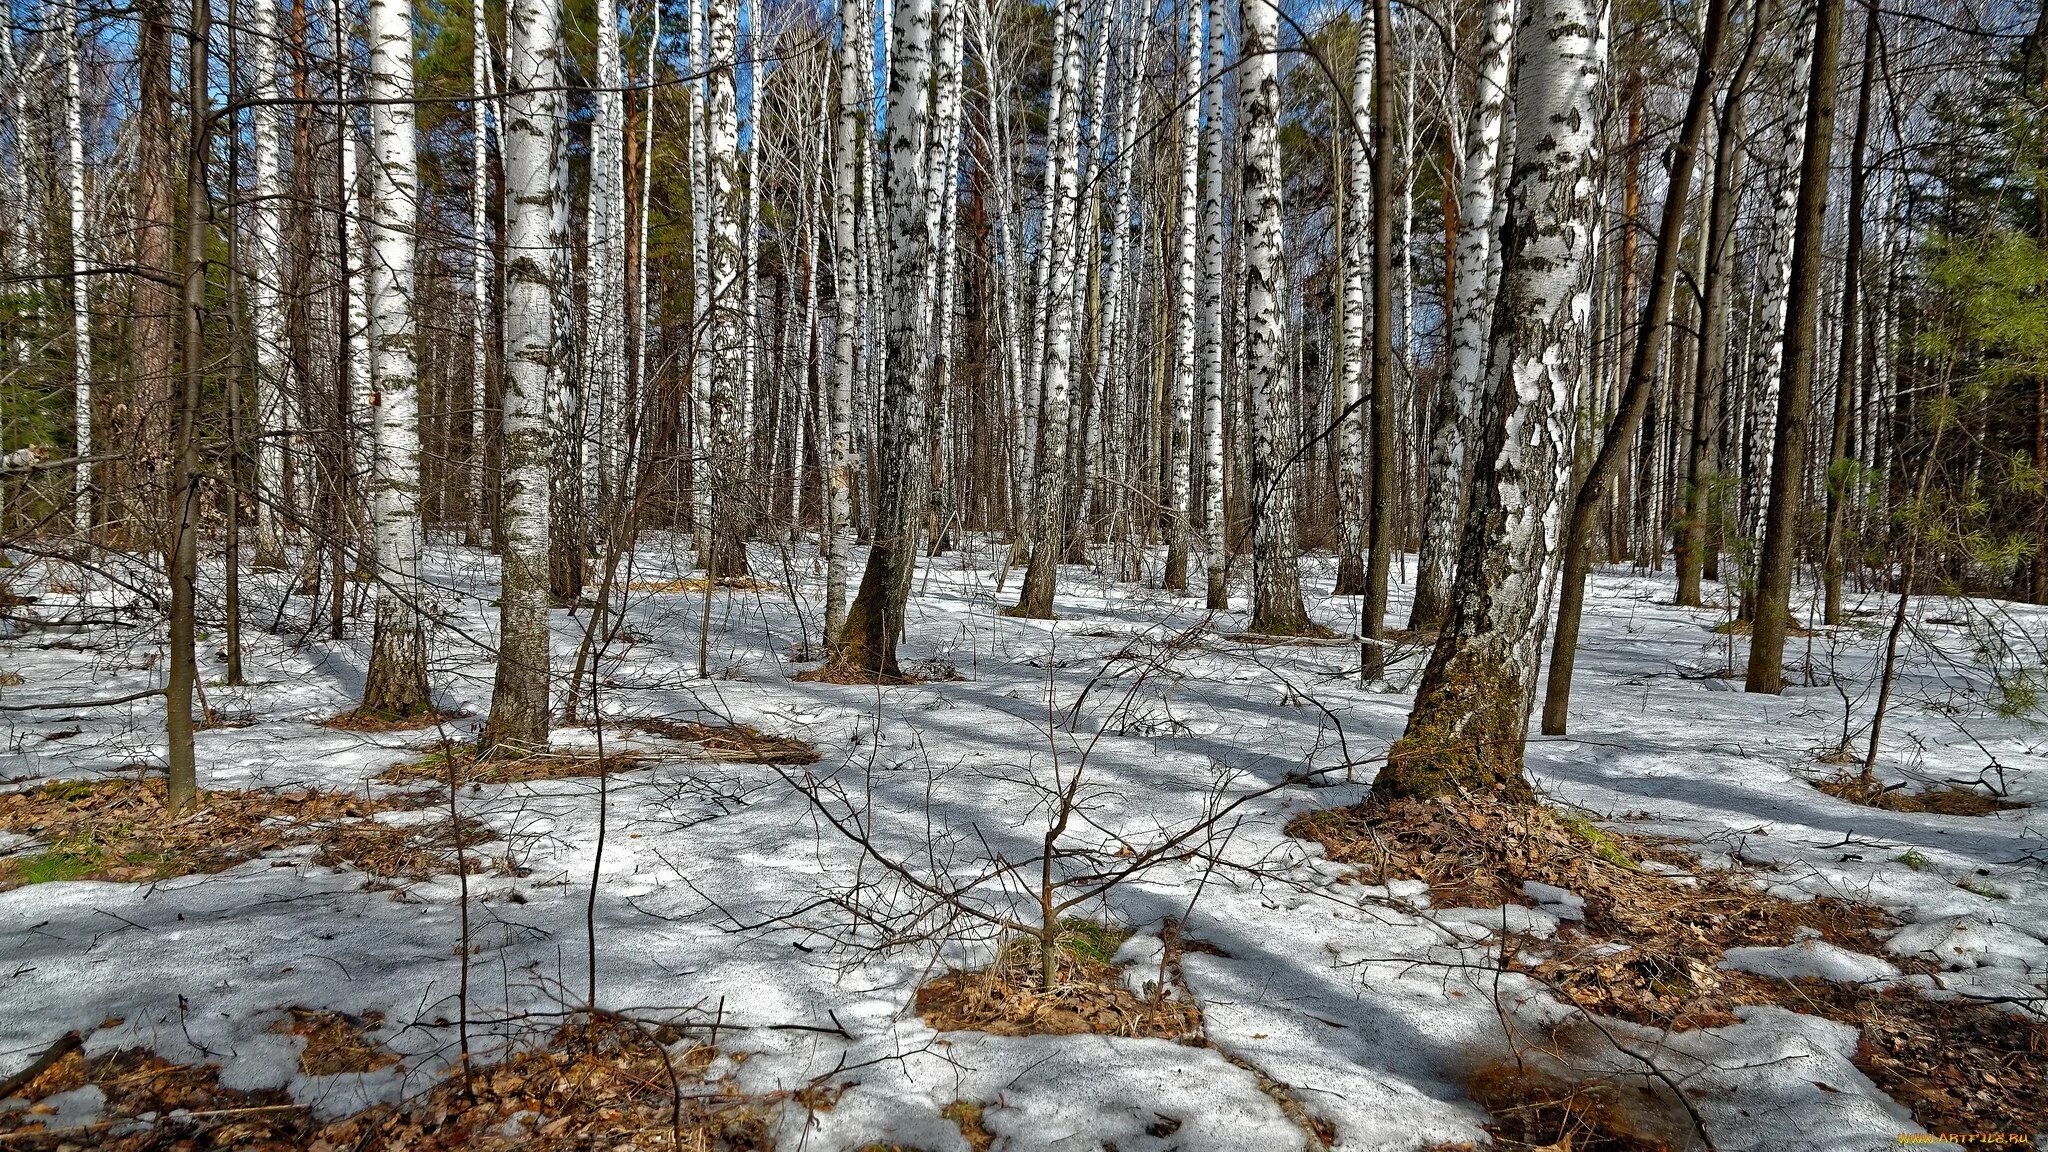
(1960, 879), (2008, 901)
(1054, 918), (1131, 966)
(1896, 849), (1933, 872)
(1560, 814), (1637, 869)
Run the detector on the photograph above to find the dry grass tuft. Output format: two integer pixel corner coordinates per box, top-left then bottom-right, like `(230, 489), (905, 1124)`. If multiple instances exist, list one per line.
(0, 778), (411, 891)
(1814, 771), (2024, 816)
(276, 1008), (399, 1076)
(0, 671), (24, 688)
(632, 717), (822, 764)
(916, 923), (1203, 1043)
(376, 745), (647, 786)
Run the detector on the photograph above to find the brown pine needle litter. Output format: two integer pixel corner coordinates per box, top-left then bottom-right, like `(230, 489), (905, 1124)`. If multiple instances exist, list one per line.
(627, 575), (781, 594)
(376, 744), (649, 786)
(630, 717), (821, 765)
(318, 707), (468, 733)
(275, 1008), (400, 1076)
(0, 778), (419, 891)
(1290, 795), (2048, 1138)
(0, 1015), (793, 1151)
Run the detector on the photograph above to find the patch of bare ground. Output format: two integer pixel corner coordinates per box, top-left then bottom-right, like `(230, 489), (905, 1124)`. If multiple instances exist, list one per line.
(1, 1016), (790, 1151)
(0, 778), (413, 891)
(1814, 771), (2025, 816)
(274, 1008), (399, 1076)
(318, 707), (467, 733)
(915, 920), (1204, 1043)
(307, 810), (503, 882)
(376, 744), (647, 786)
(1289, 796), (2048, 1138)
(631, 717), (821, 764)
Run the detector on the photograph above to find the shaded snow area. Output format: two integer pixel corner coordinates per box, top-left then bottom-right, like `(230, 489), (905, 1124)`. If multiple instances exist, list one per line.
(1, 536), (2043, 1151)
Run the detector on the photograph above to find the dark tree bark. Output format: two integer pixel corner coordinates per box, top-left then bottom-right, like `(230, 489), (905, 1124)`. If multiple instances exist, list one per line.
(1747, 0), (1845, 694)
(1361, 0), (1395, 679)
(1821, 12), (1878, 625)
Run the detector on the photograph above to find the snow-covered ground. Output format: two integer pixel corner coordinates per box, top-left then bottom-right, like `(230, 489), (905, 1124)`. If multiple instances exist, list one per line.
(1, 535), (2042, 1151)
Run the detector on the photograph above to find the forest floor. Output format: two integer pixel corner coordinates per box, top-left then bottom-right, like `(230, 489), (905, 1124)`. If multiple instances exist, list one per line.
(0, 534), (2042, 1151)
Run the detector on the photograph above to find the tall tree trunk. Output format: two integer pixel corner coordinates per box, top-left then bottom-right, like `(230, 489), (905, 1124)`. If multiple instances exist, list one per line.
(1241, 0), (1309, 636)
(469, 0), (495, 548)
(703, 0), (752, 577)
(487, 0), (561, 750)
(62, 0), (91, 537)
(1333, 10), (1373, 598)
(131, 3), (177, 550)
(824, 0), (870, 647)
(1198, 0), (1228, 610)
(1539, 0), (1728, 734)
(1746, 0), (1843, 693)
(1163, 0), (1204, 593)
(1674, 0), (1762, 606)
(1011, 0), (1084, 619)
(834, 0), (934, 673)
(1361, 0), (1396, 674)
(588, 0), (627, 518)
(1372, 0), (1607, 804)
(1411, 0), (1515, 631)
(1820, 12), (1876, 626)
(360, 0), (431, 716)
(168, 0), (214, 814)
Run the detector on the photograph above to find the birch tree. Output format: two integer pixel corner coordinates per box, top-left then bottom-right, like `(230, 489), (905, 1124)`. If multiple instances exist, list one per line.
(831, 0), (934, 674)
(1162, 0), (1203, 592)
(487, 0), (562, 749)
(468, 0), (494, 547)
(824, 0), (871, 646)
(1010, 0), (1084, 619)
(1333, 7), (1372, 598)
(704, 0), (753, 576)
(62, 0), (90, 535)
(1410, 0), (1514, 630)
(1239, 0), (1310, 636)
(247, 0), (289, 569)
(587, 0), (627, 515)
(1373, 0), (1608, 803)
(1197, 0), (1228, 610)
(358, 0), (431, 716)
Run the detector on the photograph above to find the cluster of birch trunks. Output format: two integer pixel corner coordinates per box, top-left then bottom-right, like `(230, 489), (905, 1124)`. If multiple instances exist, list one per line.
(3, 0), (2045, 801)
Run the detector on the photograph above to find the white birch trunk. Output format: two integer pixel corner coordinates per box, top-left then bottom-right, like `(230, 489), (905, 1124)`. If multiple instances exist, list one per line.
(360, 0), (430, 714)
(469, 0), (494, 545)
(703, 0), (751, 572)
(586, 0), (627, 514)
(1383, 0), (1607, 798)
(1161, 0), (1203, 590)
(62, 0), (90, 534)
(1411, 0), (1514, 628)
(249, 0), (290, 567)
(1197, 0), (1227, 608)
(1240, 0), (1307, 634)
(824, 0), (871, 643)
(487, 0), (561, 748)
(1335, 8), (1374, 590)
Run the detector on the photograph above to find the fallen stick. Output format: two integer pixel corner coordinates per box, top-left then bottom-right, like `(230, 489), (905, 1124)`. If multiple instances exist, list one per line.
(0, 1031), (83, 1100)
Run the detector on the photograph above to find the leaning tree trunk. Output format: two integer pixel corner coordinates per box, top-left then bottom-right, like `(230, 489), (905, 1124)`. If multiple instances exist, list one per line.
(832, 0), (934, 675)
(1674, 0), (1762, 606)
(1746, 0), (1842, 694)
(1240, 0), (1310, 636)
(359, 0), (432, 717)
(1539, 0), (1729, 735)
(1372, 0), (1608, 804)
(486, 0), (561, 751)
(1411, 0), (1514, 630)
